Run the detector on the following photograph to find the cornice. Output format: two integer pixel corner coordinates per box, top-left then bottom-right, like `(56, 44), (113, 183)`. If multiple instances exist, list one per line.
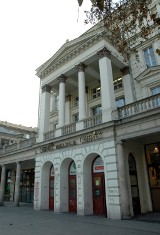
(38, 30), (108, 79)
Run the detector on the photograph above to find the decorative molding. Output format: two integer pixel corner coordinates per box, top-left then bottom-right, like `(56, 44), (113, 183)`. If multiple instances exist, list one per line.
(75, 62), (87, 72)
(58, 74), (67, 83)
(120, 67), (130, 76)
(42, 85), (52, 93)
(39, 31), (107, 79)
(97, 47), (111, 59)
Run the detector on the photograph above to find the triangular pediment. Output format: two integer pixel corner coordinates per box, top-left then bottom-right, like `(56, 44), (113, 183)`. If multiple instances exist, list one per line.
(36, 22), (106, 76)
(135, 65), (160, 82)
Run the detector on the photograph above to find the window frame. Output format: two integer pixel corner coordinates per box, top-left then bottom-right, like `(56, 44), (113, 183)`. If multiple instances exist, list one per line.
(143, 46), (157, 68)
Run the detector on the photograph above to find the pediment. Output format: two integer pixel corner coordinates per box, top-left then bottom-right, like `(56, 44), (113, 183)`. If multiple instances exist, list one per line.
(135, 65), (160, 82)
(36, 22), (106, 77)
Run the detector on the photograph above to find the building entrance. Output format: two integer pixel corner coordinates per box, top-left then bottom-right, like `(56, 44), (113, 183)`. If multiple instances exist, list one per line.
(92, 156), (106, 216)
(49, 165), (54, 210)
(20, 169), (34, 203)
(128, 153), (141, 215)
(146, 143), (160, 211)
(68, 161), (77, 212)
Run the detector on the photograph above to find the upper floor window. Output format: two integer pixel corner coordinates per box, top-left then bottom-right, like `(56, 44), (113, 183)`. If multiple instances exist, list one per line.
(74, 97), (79, 107)
(113, 77), (123, 91)
(151, 85), (160, 95)
(92, 87), (101, 99)
(55, 96), (59, 111)
(144, 47), (156, 67)
(73, 113), (79, 122)
(92, 106), (102, 116)
(116, 97), (125, 107)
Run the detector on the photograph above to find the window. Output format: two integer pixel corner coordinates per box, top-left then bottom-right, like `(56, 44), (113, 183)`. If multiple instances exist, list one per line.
(92, 106), (102, 116)
(113, 77), (123, 91)
(116, 97), (125, 107)
(73, 114), (79, 122)
(92, 87), (101, 99)
(151, 85), (160, 95)
(74, 97), (79, 107)
(55, 96), (59, 111)
(144, 47), (156, 67)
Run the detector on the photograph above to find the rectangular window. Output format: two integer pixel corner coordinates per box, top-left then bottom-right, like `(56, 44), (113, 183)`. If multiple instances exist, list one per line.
(113, 77), (123, 91)
(92, 106), (102, 116)
(151, 85), (160, 95)
(73, 114), (79, 122)
(116, 97), (125, 107)
(74, 97), (79, 107)
(144, 47), (156, 67)
(92, 87), (101, 99)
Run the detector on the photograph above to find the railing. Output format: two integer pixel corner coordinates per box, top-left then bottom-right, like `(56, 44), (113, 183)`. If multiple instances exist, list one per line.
(116, 94), (160, 119)
(0, 137), (36, 154)
(19, 137), (36, 148)
(62, 123), (76, 135)
(44, 130), (55, 141)
(84, 114), (102, 128)
(5, 143), (18, 153)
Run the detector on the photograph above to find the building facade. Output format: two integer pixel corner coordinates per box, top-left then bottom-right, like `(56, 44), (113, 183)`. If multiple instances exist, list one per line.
(0, 0), (160, 220)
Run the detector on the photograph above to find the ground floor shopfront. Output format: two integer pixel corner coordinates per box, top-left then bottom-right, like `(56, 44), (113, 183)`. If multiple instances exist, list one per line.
(33, 135), (160, 220)
(0, 159), (35, 205)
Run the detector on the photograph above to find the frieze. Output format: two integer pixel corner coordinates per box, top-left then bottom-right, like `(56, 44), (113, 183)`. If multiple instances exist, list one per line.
(40, 131), (102, 153)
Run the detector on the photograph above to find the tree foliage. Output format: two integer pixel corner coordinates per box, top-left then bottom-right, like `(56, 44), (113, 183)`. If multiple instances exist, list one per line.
(77, 0), (160, 59)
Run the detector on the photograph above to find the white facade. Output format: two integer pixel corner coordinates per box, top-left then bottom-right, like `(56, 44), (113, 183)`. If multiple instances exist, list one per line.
(0, 0), (160, 220)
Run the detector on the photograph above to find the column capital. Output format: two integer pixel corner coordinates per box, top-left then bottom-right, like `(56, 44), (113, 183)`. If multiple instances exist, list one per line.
(120, 67), (130, 76)
(116, 140), (125, 146)
(75, 62), (87, 72)
(42, 85), (52, 93)
(97, 47), (111, 59)
(58, 74), (67, 83)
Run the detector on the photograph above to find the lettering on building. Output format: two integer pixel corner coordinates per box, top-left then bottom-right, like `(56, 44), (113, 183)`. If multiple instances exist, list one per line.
(39, 131), (102, 153)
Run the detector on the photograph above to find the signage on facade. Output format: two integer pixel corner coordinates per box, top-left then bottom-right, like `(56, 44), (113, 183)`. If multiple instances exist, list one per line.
(93, 156), (104, 173)
(40, 131), (101, 153)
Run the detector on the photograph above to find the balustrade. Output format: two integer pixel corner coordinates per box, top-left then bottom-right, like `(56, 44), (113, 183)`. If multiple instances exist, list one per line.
(84, 114), (102, 128)
(44, 130), (55, 140)
(116, 94), (160, 119)
(62, 123), (76, 135)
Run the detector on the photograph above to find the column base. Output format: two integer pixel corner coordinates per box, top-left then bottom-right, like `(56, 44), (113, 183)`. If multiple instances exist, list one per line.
(121, 215), (132, 220)
(14, 202), (20, 207)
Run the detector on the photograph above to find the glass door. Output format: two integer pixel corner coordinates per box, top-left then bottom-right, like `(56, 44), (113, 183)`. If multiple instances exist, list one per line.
(69, 161), (77, 212)
(49, 165), (54, 210)
(146, 143), (160, 211)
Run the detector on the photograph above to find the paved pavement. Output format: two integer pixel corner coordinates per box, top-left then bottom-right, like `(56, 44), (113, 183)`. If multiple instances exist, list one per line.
(0, 203), (160, 235)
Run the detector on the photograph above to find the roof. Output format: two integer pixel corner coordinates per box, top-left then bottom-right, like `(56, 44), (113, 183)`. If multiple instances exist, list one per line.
(0, 126), (19, 136)
(0, 121), (37, 132)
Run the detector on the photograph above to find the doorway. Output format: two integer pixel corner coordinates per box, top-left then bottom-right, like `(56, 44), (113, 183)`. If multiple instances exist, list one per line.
(128, 153), (141, 215)
(68, 161), (77, 212)
(145, 143), (160, 211)
(49, 165), (54, 210)
(92, 156), (106, 216)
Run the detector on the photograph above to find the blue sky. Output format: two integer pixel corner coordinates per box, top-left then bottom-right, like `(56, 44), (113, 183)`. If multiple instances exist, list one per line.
(0, 0), (92, 127)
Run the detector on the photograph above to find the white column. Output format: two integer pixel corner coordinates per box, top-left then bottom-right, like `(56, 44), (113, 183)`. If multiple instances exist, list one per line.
(121, 67), (134, 104)
(58, 75), (66, 127)
(97, 47), (116, 122)
(76, 62), (87, 120)
(65, 95), (71, 125)
(116, 141), (131, 219)
(0, 165), (6, 206)
(14, 162), (21, 207)
(37, 85), (51, 142)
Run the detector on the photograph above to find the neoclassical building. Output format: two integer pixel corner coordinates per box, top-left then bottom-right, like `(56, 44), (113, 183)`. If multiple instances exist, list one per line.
(0, 0), (160, 220)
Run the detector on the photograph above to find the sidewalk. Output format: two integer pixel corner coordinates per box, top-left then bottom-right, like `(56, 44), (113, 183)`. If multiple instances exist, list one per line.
(0, 204), (160, 235)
